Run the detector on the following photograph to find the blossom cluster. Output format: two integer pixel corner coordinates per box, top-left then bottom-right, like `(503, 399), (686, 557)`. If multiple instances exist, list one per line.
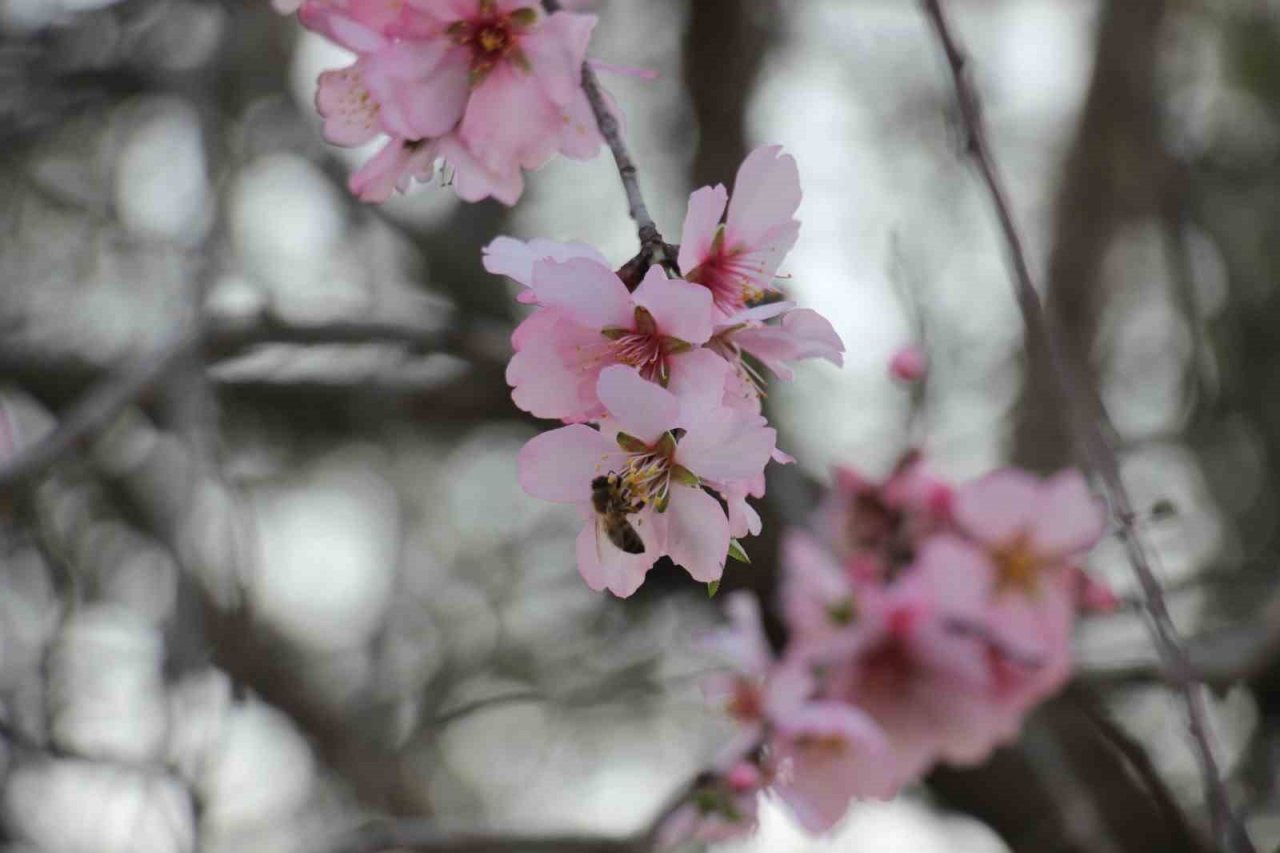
(277, 0), (606, 204)
(665, 450), (1115, 844)
(494, 146), (845, 597)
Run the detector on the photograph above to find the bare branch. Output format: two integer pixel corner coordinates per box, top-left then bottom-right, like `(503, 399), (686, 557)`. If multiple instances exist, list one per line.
(0, 316), (504, 496)
(323, 821), (640, 853)
(918, 2), (1254, 850)
(542, 0), (665, 257)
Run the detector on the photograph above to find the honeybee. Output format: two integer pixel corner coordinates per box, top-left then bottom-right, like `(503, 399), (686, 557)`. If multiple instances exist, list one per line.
(591, 473), (646, 555)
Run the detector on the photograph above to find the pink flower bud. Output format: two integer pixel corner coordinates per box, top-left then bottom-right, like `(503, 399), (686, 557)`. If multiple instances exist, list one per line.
(889, 345), (928, 383)
(725, 761), (763, 792)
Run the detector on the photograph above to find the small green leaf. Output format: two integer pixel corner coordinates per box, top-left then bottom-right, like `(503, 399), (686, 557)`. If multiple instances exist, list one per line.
(670, 464), (700, 487)
(707, 580), (721, 598)
(616, 432), (649, 453)
(727, 539), (750, 564)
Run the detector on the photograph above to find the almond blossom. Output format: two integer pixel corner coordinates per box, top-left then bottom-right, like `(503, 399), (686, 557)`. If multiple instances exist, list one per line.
(517, 367), (775, 596)
(287, 0), (605, 203)
(889, 344), (928, 383)
(696, 594), (891, 836)
(679, 145), (802, 322)
(506, 263), (724, 423)
(950, 468), (1108, 711)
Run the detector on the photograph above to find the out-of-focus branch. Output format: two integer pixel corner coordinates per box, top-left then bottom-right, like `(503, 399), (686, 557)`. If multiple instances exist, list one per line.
(542, 0), (665, 257)
(918, 2), (1253, 851)
(0, 315), (507, 495)
(325, 821), (641, 853)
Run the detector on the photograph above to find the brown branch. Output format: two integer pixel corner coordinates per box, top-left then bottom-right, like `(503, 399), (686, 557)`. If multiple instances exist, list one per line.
(324, 821), (639, 853)
(542, 0), (665, 257)
(0, 316), (501, 495)
(918, 2), (1253, 851)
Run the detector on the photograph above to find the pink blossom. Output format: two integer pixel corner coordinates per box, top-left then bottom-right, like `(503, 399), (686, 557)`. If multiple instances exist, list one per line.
(769, 701), (893, 832)
(507, 262), (723, 423)
(314, 59), (441, 202)
(811, 536), (1026, 787)
(817, 452), (953, 574)
(779, 529), (859, 656)
(517, 369), (775, 596)
(482, 236), (609, 303)
(709, 306), (846, 413)
(680, 146), (802, 321)
(889, 344), (928, 383)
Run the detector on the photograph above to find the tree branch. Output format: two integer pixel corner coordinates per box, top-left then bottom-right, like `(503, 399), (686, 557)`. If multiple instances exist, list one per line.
(0, 316), (505, 495)
(918, 2), (1253, 850)
(543, 0), (665, 257)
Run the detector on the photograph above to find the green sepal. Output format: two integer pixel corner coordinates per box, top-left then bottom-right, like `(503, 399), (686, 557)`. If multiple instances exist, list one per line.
(727, 539), (750, 564)
(670, 464), (700, 487)
(654, 490), (670, 513)
(655, 432), (678, 459)
(827, 598), (856, 626)
(600, 326), (629, 341)
(633, 306), (658, 336)
(509, 7), (538, 28)
(707, 580), (721, 598)
(709, 224), (726, 255)
(509, 48), (532, 74)
(616, 433), (649, 454)
(663, 337), (693, 355)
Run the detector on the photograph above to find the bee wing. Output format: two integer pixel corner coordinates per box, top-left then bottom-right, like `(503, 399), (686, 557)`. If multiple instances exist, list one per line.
(594, 515), (608, 563)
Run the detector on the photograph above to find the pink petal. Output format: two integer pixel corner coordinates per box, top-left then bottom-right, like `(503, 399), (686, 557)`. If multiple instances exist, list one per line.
(436, 133), (526, 205)
(482, 236), (609, 290)
(596, 365), (678, 445)
(530, 257), (633, 331)
(299, 2), (389, 53)
(315, 64), (382, 147)
(677, 184), (728, 275)
(517, 424), (624, 503)
(506, 311), (601, 421)
(574, 520), (657, 598)
(725, 483), (762, 539)
(348, 138), (435, 203)
(666, 349), (733, 428)
(631, 267), (714, 345)
(363, 41), (471, 139)
(909, 534), (995, 620)
(459, 62), (560, 174)
(952, 469), (1042, 546)
(665, 484), (731, 583)
(1029, 469), (1106, 558)
(522, 12), (596, 106)
(725, 145), (802, 250)
(678, 408), (776, 486)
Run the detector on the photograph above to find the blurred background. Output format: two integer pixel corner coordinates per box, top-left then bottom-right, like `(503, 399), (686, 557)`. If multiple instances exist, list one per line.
(1, 0), (1279, 850)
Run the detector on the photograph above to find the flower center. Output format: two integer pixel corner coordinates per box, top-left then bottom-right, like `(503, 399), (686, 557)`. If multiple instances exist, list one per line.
(448, 4), (537, 79)
(610, 332), (667, 382)
(687, 250), (771, 315)
(993, 537), (1042, 595)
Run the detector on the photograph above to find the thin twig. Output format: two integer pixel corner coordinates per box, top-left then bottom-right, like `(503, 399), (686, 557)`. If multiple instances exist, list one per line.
(0, 317), (493, 495)
(543, 0), (665, 257)
(918, 2), (1253, 850)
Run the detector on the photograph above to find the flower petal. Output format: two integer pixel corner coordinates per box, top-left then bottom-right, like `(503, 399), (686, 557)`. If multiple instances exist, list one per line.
(678, 408), (775, 486)
(530, 257), (634, 330)
(665, 484), (730, 583)
(725, 145), (802, 250)
(678, 184), (728, 274)
(952, 469), (1042, 546)
(517, 424), (624, 503)
(596, 365), (679, 444)
(1029, 469), (1106, 558)
(632, 267), (714, 345)
(574, 520), (657, 598)
(483, 236), (610, 290)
